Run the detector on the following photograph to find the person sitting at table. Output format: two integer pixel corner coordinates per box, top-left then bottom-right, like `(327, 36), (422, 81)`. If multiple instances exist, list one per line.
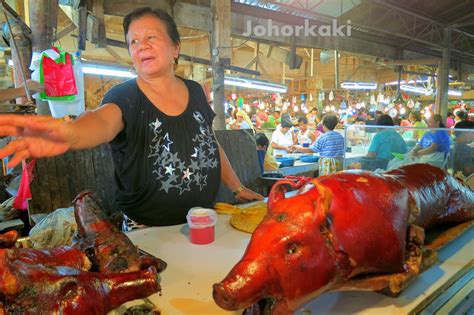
(364, 114), (407, 170)
(410, 114), (451, 168)
(296, 116), (319, 147)
(409, 111), (427, 141)
(293, 114), (344, 176)
(452, 120), (474, 177)
(347, 116), (369, 146)
(271, 118), (295, 156)
(255, 133), (278, 173)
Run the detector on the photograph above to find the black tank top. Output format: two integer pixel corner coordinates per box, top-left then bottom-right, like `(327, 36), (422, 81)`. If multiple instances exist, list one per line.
(101, 77), (221, 226)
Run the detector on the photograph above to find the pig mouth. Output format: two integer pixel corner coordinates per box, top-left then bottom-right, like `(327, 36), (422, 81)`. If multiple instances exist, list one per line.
(243, 298), (276, 315)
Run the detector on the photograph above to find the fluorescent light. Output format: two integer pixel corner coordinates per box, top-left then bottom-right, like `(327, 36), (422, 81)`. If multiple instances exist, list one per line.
(224, 76), (287, 93)
(400, 85), (433, 95)
(340, 82), (377, 90)
(385, 79), (429, 86)
(448, 90), (462, 96)
(82, 63), (137, 78)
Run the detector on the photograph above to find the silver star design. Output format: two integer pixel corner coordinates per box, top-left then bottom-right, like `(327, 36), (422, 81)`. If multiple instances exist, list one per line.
(150, 118), (162, 131)
(182, 168), (193, 181)
(191, 147), (199, 158)
(189, 159), (199, 171)
(199, 174), (208, 190)
(163, 133), (173, 152)
(208, 146), (217, 156)
(165, 163), (175, 175)
(160, 178), (173, 193)
(178, 179), (192, 194)
(167, 173), (178, 183)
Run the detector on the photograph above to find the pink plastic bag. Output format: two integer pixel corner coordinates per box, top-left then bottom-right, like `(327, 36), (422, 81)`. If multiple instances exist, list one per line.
(13, 159), (36, 210)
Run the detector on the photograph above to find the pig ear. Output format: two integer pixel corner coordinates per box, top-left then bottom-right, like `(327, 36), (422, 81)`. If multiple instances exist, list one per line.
(267, 179), (302, 212)
(307, 181), (333, 218)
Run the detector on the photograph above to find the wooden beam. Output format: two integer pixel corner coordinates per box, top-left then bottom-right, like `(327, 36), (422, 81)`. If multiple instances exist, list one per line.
(77, 3), (86, 50)
(105, 46), (127, 65)
(55, 22), (76, 40)
(91, 0), (106, 47)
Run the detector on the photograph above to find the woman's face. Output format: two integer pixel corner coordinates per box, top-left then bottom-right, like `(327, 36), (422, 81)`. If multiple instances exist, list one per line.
(127, 15), (179, 78)
(428, 117), (439, 128)
(299, 122), (307, 131)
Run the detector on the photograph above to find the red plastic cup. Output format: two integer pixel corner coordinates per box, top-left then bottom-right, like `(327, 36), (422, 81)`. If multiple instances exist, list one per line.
(186, 208), (217, 245)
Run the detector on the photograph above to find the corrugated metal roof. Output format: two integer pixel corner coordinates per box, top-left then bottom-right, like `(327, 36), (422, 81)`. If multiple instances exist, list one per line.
(233, 0), (361, 18)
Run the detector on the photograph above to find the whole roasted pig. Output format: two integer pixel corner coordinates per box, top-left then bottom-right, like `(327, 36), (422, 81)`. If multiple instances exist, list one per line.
(213, 164), (474, 314)
(0, 259), (160, 314)
(74, 191), (166, 273)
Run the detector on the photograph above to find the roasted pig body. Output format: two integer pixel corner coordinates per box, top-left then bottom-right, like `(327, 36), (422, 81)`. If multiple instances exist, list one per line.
(1, 260), (160, 315)
(213, 164), (474, 314)
(74, 191), (166, 273)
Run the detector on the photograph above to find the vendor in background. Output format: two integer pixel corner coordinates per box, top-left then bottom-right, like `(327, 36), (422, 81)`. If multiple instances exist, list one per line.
(452, 120), (474, 177)
(306, 107), (320, 128)
(410, 114), (450, 168)
(454, 110), (468, 126)
(296, 116), (319, 147)
(261, 109), (280, 129)
(409, 111), (427, 141)
(446, 112), (455, 128)
(255, 133), (278, 173)
(365, 114), (407, 170)
(0, 7), (262, 229)
(0, 80), (44, 102)
(293, 114), (344, 176)
(347, 116), (369, 146)
(234, 109), (255, 132)
(271, 119), (295, 156)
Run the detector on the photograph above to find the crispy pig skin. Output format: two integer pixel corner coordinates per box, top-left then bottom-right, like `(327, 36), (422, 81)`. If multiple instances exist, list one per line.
(73, 191), (166, 273)
(0, 231), (18, 249)
(214, 164), (474, 314)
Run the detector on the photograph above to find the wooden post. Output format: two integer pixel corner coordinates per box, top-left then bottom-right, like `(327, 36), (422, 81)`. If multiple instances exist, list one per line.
(29, 0), (59, 114)
(4, 16), (30, 105)
(435, 29), (451, 121)
(211, 0), (231, 130)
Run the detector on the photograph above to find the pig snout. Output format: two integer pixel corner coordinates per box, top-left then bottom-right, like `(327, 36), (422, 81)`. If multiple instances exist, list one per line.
(213, 260), (270, 310)
(213, 282), (239, 310)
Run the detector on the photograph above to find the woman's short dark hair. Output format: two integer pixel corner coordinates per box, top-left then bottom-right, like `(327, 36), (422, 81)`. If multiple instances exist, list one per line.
(298, 116), (308, 124)
(255, 133), (270, 148)
(376, 114), (394, 126)
(322, 114), (338, 130)
(123, 7), (181, 64)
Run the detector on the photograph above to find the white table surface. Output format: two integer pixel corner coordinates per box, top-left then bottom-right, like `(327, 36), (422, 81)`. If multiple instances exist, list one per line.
(126, 215), (473, 315)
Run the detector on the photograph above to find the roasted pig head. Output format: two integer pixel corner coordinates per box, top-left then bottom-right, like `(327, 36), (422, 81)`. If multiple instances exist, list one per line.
(73, 191), (167, 273)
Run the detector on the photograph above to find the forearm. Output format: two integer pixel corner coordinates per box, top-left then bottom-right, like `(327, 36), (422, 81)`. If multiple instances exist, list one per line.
(218, 144), (241, 192)
(271, 143), (290, 151)
(417, 144), (437, 155)
(69, 104), (123, 150)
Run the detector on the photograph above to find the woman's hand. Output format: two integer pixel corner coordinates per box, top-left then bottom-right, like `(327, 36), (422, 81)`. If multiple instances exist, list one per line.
(235, 186), (264, 203)
(0, 115), (76, 167)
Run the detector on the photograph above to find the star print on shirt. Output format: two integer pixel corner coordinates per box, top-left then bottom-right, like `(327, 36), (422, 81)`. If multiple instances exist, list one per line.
(163, 133), (173, 152)
(182, 168), (193, 181)
(191, 147), (199, 158)
(165, 164), (175, 175)
(150, 118), (162, 131)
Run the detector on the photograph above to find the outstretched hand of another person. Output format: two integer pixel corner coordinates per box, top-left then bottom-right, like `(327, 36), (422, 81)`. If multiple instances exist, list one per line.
(235, 187), (264, 203)
(0, 115), (76, 167)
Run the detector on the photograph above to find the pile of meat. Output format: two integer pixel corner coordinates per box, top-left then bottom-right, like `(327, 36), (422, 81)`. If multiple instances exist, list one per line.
(0, 191), (166, 314)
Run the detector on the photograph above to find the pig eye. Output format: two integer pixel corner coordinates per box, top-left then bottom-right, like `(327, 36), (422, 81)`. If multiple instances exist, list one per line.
(287, 243), (299, 255)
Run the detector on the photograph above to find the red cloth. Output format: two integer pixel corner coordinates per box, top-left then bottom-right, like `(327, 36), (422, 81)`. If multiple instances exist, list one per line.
(13, 159), (36, 210)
